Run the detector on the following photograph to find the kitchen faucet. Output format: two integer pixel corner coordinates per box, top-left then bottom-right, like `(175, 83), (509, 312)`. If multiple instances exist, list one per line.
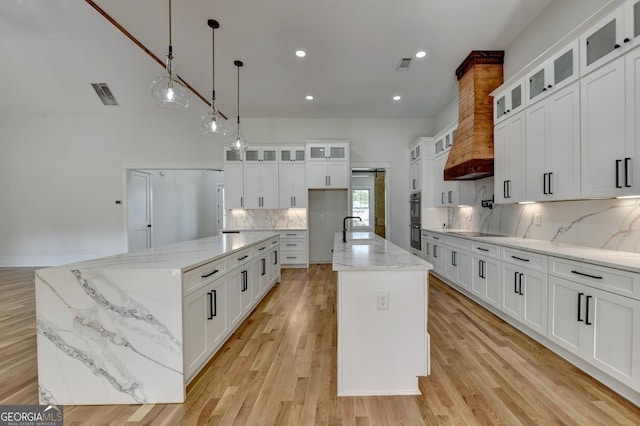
(342, 216), (362, 243)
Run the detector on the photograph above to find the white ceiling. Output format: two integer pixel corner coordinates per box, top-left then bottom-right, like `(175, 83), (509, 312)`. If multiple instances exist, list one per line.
(0, 0), (554, 119)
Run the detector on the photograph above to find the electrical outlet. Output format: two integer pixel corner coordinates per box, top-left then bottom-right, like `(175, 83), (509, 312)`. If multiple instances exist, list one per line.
(534, 213), (542, 226)
(377, 292), (389, 310)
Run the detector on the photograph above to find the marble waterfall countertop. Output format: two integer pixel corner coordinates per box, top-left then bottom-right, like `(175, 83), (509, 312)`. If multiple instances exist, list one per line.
(56, 231), (279, 272)
(332, 232), (432, 271)
(424, 228), (640, 274)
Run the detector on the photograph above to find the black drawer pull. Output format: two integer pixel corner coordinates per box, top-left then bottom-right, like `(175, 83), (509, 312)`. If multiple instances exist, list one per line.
(585, 295), (593, 325)
(514, 271), (519, 294)
(433, 236), (440, 240)
(511, 255), (530, 262)
(571, 270), (602, 280)
(258, 246), (266, 251)
(286, 243), (297, 246)
(201, 269), (220, 278)
(286, 233), (297, 236)
(286, 256), (297, 259)
(477, 247), (489, 252)
(238, 255), (249, 261)
(518, 273), (524, 295)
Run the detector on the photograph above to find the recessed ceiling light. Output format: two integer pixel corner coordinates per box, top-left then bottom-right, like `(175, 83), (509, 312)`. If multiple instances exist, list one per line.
(305, 95), (314, 100)
(296, 50), (306, 58)
(393, 95), (401, 101)
(415, 51), (427, 59)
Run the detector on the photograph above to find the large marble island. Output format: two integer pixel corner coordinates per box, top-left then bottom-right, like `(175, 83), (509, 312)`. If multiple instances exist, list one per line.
(36, 232), (280, 405)
(332, 232), (433, 396)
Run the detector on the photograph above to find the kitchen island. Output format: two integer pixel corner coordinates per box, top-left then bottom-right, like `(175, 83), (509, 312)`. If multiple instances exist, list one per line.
(36, 232), (280, 405)
(332, 232), (432, 396)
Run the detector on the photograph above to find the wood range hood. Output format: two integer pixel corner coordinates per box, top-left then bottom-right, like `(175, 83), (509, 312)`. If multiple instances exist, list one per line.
(444, 51), (504, 181)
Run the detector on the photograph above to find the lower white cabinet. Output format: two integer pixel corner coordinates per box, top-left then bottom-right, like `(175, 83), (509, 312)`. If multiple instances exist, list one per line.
(228, 265), (252, 328)
(548, 272), (640, 390)
(470, 243), (501, 308)
(280, 230), (307, 267)
(183, 276), (228, 381)
(444, 247), (471, 290)
(500, 263), (548, 336)
(427, 233), (445, 275)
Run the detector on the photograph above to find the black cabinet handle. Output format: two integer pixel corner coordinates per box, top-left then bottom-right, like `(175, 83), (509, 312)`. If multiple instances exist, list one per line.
(261, 258), (266, 276)
(238, 255), (249, 261)
(207, 290), (216, 319)
(547, 85), (552, 89)
(514, 271), (519, 294)
(433, 236), (440, 240)
(571, 270), (603, 280)
(616, 159), (622, 188)
(625, 158), (631, 188)
(241, 270), (248, 291)
(201, 269), (220, 278)
(614, 43), (621, 49)
(434, 246), (438, 258)
(274, 251), (278, 265)
(511, 255), (530, 262)
(451, 251), (457, 267)
(624, 37), (631, 43)
(577, 292), (584, 322)
(542, 87), (547, 92)
(259, 246), (266, 251)
(286, 243), (296, 246)
(426, 243), (430, 255)
(548, 172), (554, 194)
(518, 273), (524, 295)
(477, 247), (489, 252)
(585, 295), (593, 325)
(481, 260), (486, 279)
(286, 233), (297, 236)
(442, 192), (445, 204)
(504, 180), (508, 198)
(543, 173), (548, 195)
(507, 180), (511, 198)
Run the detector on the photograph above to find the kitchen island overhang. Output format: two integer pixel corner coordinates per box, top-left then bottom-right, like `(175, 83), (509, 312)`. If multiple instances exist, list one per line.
(333, 232), (433, 396)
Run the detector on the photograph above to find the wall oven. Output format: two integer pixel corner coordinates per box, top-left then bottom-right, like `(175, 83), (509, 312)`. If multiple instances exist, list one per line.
(409, 192), (421, 251)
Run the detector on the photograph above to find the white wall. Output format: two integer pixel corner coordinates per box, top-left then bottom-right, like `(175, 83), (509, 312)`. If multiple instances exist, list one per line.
(0, 113), (430, 265)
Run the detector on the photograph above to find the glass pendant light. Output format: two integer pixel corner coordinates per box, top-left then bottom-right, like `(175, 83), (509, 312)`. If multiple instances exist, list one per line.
(151, 0), (190, 109)
(229, 60), (248, 151)
(200, 19), (227, 134)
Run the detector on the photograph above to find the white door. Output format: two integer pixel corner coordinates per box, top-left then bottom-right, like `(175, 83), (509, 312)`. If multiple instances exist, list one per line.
(127, 170), (151, 252)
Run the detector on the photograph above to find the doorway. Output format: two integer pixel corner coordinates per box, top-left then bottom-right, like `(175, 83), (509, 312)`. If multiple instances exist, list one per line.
(351, 167), (387, 239)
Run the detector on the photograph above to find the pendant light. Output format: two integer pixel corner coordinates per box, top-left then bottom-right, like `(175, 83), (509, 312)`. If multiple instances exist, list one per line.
(200, 19), (227, 134)
(151, 0), (190, 109)
(229, 60), (248, 151)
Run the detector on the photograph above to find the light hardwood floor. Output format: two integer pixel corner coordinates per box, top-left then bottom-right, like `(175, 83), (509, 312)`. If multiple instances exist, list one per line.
(1, 265), (639, 425)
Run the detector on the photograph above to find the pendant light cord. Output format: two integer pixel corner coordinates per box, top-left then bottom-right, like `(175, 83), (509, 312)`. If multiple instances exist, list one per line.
(211, 23), (215, 101)
(236, 62), (241, 129)
(168, 0), (173, 48)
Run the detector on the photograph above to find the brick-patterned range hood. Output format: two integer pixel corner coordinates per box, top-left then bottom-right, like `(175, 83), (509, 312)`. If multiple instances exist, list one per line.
(444, 51), (504, 181)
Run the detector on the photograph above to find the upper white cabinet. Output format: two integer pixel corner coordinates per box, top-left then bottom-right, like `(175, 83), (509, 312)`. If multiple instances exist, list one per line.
(410, 142), (422, 162)
(224, 162), (244, 209)
(279, 146), (306, 162)
(279, 163), (306, 208)
(243, 162), (279, 209)
(580, 1), (640, 75)
(494, 111), (527, 204)
(306, 141), (350, 189)
(525, 81), (581, 201)
(244, 146), (278, 163)
(409, 139), (423, 193)
(526, 39), (579, 105)
(494, 79), (525, 124)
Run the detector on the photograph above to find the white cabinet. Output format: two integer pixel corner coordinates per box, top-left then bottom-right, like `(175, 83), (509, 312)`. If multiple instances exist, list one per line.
(444, 246), (471, 290)
(548, 267), (640, 390)
(581, 56), (631, 198)
(244, 146), (278, 163)
(279, 146), (306, 162)
(183, 276), (228, 381)
(427, 233), (445, 275)
(224, 162), (244, 209)
(306, 141), (350, 189)
(433, 153), (474, 207)
(410, 159), (422, 193)
(279, 163), (306, 208)
(280, 230), (307, 267)
(525, 81), (581, 201)
(580, 2), (640, 75)
(470, 243), (501, 308)
(500, 248), (548, 336)
(494, 79), (525, 124)
(494, 111), (527, 203)
(526, 39), (579, 105)
(243, 163), (279, 209)
(228, 263), (252, 328)
(626, 44), (640, 196)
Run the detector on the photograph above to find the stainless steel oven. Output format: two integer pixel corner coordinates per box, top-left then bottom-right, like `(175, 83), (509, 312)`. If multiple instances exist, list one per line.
(410, 192), (421, 226)
(410, 225), (421, 251)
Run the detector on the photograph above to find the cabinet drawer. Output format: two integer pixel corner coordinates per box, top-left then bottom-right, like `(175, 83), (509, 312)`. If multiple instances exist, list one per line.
(280, 230), (307, 239)
(427, 233), (444, 243)
(471, 242), (500, 259)
(183, 258), (227, 295)
(281, 240), (306, 252)
(550, 257), (640, 300)
(281, 253), (307, 264)
(228, 247), (253, 269)
(444, 236), (471, 251)
(501, 247), (548, 272)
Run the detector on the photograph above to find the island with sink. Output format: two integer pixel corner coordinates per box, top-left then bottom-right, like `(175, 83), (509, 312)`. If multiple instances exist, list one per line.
(332, 231), (432, 396)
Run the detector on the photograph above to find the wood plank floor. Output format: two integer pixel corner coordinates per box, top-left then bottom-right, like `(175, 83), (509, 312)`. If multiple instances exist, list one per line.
(1, 265), (639, 424)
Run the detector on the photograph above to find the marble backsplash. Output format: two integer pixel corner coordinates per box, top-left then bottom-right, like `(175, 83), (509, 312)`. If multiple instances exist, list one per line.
(225, 208), (307, 229)
(425, 178), (640, 254)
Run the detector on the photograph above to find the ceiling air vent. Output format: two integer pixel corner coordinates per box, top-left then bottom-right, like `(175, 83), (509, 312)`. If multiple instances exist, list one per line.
(91, 83), (119, 106)
(396, 57), (412, 71)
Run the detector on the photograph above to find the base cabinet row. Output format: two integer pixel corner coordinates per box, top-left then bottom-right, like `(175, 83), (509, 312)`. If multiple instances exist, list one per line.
(183, 239), (281, 382)
(421, 231), (640, 400)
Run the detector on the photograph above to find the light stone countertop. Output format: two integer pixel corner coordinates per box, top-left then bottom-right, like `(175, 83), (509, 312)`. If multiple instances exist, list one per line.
(332, 232), (433, 272)
(49, 231), (279, 272)
(222, 228), (307, 232)
(423, 228), (640, 274)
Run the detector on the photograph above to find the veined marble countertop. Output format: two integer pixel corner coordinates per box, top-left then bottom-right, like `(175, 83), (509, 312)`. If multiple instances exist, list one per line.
(423, 228), (640, 274)
(54, 232), (279, 272)
(332, 232), (432, 272)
